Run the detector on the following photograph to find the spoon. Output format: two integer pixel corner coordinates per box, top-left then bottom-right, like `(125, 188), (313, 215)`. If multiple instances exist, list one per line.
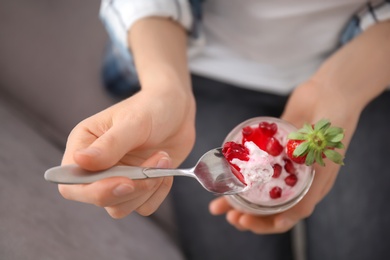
(44, 148), (247, 195)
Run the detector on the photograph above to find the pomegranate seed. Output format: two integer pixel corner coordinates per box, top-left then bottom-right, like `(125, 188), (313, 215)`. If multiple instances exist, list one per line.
(230, 165), (246, 185)
(222, 142), (248, 185)
(284, 159), (296, 174)
(272, 164), (282, 178)
(242, 126), (256, 144)
(240, 127), (266, 150)
(222, 142), (233, 154)
(242, 126), (253, 136)
(285, 174), (298, 186)
(258, 122), (277, 137)
(266, 137), (283, 156)
(222, 142), (249, 161)
(269, 186), (282, 199)
(247, 128), (269, 151)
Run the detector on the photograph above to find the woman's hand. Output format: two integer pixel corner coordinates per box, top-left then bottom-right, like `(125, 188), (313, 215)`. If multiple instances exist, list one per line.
(209, 21), (390, 234)
(209, 80), (358, 233)
(58, 17), (195, 219)
(59, 88), (195, 219)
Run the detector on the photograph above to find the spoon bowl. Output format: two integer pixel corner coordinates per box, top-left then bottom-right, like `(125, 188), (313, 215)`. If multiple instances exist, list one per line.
(44, 148), (247, 195)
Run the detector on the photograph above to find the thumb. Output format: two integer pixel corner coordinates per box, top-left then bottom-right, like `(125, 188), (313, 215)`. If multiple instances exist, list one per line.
(74, 122), (149, 171)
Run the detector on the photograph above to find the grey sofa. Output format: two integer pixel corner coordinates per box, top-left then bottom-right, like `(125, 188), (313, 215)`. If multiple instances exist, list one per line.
(0, 1), (183, 259)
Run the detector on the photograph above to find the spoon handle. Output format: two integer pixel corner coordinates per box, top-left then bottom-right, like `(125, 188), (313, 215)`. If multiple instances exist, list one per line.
(143, 167), (194, 178)
(44, 164), (194, 184)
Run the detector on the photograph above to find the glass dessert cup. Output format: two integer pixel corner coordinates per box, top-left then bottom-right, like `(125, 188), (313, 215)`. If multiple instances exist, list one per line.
(223, 117), (315, 215)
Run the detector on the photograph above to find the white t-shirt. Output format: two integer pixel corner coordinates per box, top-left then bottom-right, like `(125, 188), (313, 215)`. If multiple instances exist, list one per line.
(100, 0), (369, 94)
(188, 0), (367, 94)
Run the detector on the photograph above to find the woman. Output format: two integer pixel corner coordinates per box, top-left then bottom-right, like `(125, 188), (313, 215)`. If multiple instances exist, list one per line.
(59, 1), (390, 259)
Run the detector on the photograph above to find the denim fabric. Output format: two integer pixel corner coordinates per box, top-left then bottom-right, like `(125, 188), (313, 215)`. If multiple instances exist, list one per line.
(339, 0), (390, 45)
(339, 16), (362, 45)
(102, 40), (140, 98)
(188, 0), (204, 38)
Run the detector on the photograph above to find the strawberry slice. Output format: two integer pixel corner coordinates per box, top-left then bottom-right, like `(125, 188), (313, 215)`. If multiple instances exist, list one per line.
(286, 140), (306, 164)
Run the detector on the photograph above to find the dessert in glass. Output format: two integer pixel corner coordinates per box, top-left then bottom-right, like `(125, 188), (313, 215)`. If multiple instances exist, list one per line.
(222, 117), (315, 215)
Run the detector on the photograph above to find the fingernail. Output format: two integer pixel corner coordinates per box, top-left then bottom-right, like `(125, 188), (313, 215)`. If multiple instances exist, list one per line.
(156, 157), (171, 169)
(77, 147), (100, 157)
(113, 184), (134, 197)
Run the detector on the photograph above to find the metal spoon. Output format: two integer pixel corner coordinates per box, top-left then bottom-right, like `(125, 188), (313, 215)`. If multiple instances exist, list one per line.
(44, 148), (247, 195)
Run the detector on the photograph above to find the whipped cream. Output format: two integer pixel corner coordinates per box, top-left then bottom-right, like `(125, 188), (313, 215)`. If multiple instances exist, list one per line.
(231, 141), (273, 187)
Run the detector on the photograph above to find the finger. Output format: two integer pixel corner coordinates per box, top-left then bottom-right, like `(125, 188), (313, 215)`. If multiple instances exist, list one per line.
(104, 178), (164, 218)
(209, 195), (291, 233)
(226, 210), (248, 231)
(246, 179), (318, 234)
(281, 162), (339, 226)
(264, 169), (328, 233)
(62, 125), (98, 165)
(136, 175), (173, 216)
(107, 176), (173, 218)
(58, 151), (170, 207)
(238, 214), (281, 234)
(209, 196), (233, 215)
(58, 176), (136, 207)
(105, 152), (173, 218)
(74, 117), (150, 171)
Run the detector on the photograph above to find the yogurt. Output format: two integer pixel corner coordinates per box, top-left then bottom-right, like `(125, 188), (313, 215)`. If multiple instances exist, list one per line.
(222, 117), (315, 215)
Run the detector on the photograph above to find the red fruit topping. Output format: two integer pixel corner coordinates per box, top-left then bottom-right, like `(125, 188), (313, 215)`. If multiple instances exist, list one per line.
(285, 174), (298, 186)
(242, 126), (253, 136)
(241, 126), (268, 151)
(266, 137), (283, 156)
(269, 186), (282, 199)
(258, 122), (278, 137)
(286, 139), (306, 164)
(229, 164), (247, 185)
(255, 134), (269, 151)
(222, 142), (249, 162)
(242, 122), (283, 156)
(272, 164), (282, 178)
(242, 126), (258, 146)
(222, 142), (249, 184)
(284, 159), (296, 174)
